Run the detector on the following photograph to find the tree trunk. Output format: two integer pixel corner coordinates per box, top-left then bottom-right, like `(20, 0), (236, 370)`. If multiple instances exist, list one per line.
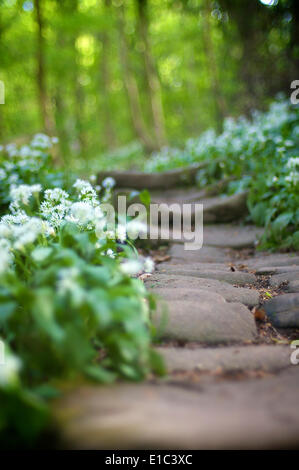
(136, 0), (167, 147)
(202, 0), (227, 130)
(116, 3), (156, 152)
(99, 0), (117, 150)
(34, 0), (54, 136)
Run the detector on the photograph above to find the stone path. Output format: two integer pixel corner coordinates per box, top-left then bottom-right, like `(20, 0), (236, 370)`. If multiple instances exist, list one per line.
(53, 185), (299, 449)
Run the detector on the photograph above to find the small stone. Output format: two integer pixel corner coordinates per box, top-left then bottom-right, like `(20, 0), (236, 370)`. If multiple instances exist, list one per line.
(287, 281), (299, 293)
(153, 299), (257, 344)
(158, 345), (291, 372)
(146, 274), (260, 307)
(203, 225), (264, 249)
(156, 263), (256, 286)
(202, 192), (249, 223)
(264, 293), (299, 328)
(97, 164), (206, 190)
(169, 244), (231, 264)
(269, 271), (299, 287)
(255, 266), (299, 275)
(245, 254), (299, 269)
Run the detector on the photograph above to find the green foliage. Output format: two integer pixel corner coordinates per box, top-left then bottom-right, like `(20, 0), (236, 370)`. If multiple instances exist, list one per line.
(1, 0), (297, 159)
(146, 99), (299, 250)
(0, 137), (163, 446)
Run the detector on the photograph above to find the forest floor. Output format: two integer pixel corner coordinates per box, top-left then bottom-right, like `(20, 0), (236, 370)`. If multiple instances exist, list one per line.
(52, 185), (299, 450)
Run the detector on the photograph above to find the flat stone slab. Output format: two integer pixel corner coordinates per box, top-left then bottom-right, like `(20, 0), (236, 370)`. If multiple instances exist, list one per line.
(245, 253), (299, 269)
(154, 288), (227, 304)
(255, 266), (299, 275)
(97, 164), (206, 190)
(52, 368), (299, 449)
(158, 345), (291, 372)
(269, 271), (299, 287)
(202, 192), (249, 223)
(158, 225), (263, 249)
(154, 299), (257, 344)
(169, 244), (232, 264)
(151, 192), (249, 224)
(146, 274), (260, 307)
(156, 263), (256, 286)
(287, 281), (299, 293)
(203, 225), (263, 248)
(264, 293), (299, 328)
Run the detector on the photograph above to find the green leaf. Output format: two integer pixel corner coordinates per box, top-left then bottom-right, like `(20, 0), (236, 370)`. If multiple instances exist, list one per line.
(0, 301), (17, 323)
(139, 189), (151, 207)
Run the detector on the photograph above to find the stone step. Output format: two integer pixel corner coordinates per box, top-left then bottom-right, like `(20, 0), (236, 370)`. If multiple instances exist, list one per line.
(169, 244), (232, 264)
(52, 368), (299, 449)
(148, 192), (249, 224)
(245, 253), (299, 269)
(149, 179), (235, 204)
(153, 225), (263, 249)
(158, 345), (291, 373)
(153, 299), (257, 344)
(287, 281), (299, 293)
(156, 264), (256, 286)
(146, 274), (260, 307)
(97, 164), (207, 190)
(255, 266), (299, 275)
(264, 293), (299, 328)
(269, 271), (299, 288)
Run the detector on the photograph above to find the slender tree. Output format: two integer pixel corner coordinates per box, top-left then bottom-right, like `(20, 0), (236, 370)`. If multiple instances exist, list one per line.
(99, 0), (117, 150)
(34, 0), (54, 135)
(136, 0), (167, 147)
(202, 0), (227, 130)
(116, 2), (156, 152)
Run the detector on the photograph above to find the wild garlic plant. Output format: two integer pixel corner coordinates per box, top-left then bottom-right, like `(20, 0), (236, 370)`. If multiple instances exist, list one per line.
(145, 98), (299, 250)
(0, 135), (160, 446)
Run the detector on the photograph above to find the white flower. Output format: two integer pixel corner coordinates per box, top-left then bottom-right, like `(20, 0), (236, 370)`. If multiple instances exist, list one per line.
(95, 218), (107, 238)
(31, 133), (52, 149)
(89, 174), (96, 183)
(0, 168), (6, 180)
(10, 184), (42, 208)
(73, 179), (99, 206)
(0, 239), (13, 274)
(127, 219), (147, 239)
(102, 177), (116, 189)
(143, 257), (155, 273)
(0, 351), (21, 387)
(6, 143), (17, 157)
(44, 188), (70, 204)
(120, 259), (142, 276)
(285, 171), (299, 185)
(116, 224), (127, 242)
(69, 201), (94, 225)
(287, 157), (299, 169)
(31, 246), (52, 262)
(19, 145), (31, 158)
(0, 223), (12, 238)
(51, 137), (59, 144)
(106, 249), (116, 259)
(5, 216), (53, 251)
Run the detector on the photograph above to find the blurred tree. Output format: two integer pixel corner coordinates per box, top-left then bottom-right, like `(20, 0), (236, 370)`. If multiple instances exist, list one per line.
(201, 0), (227, 130)
(0, 0), (298, 161)
(136, 0), (167, 147)
(116, 1), (156, 152)
(34, 0), (54, 135)
(98, 0), (117, 150)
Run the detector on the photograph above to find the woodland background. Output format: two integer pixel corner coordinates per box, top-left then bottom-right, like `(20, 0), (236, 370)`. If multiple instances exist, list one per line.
(0, 0), (298, 165)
